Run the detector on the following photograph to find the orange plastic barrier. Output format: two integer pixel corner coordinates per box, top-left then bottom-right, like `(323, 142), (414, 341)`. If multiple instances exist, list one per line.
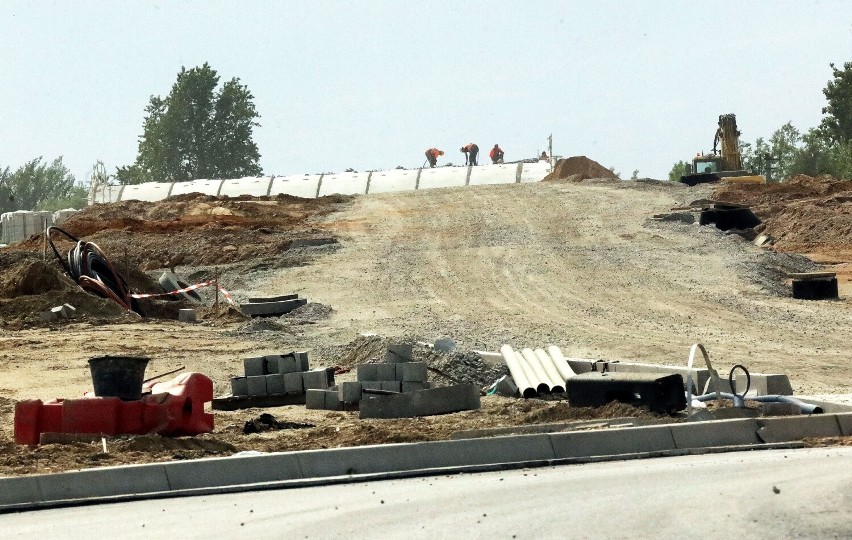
(14, 372), (214, 445)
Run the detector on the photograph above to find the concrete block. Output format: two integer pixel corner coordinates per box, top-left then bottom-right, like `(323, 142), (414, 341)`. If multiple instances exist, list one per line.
(246, 376), (268, 397)
(178, 309), (197, 322)
(0, 476), (42, 506)
(283, 371), (304, 394)
(360, 381), (382, 398)
(230, 376), (248, 397)
(385, 343), (413, 363)
(36, 463), (170, 501)
(359, 384), (480, 419)
(243, 356), (267, 376)
(266, 374), (285, 395)
(566, 359), (595, 374)
(325, 391), (344, 411)
(356, 364), (378, 381)
(737, 373), (793, 396)
(61, 303), (77, 319)
(610, 361), (711, 394)
(247, 294), (299, 303)
(486, 375), (518, 397)
(269, 355), (298, 374)
(756, 415), (842, 443)
(397, 362), (428, 382)
(305, 389), (326, 409)
(302, 369), (330, 390)
(295, 351), (309, 371)
(402, 381), (430, 393)
(164, 453), (301, 490)
(669, 418), (761, 449)
(376, 363), (397, 381)
(40, 309), (59, 322)
(240, 298), (307, 317)
(837, 413), (852, 436)
(549, 425), (676, 458)
(381, 381), (402, 392)
(339, 382), (362, 404)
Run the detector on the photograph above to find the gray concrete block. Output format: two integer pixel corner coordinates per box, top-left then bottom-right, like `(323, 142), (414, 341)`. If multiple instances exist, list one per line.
(402, 381), (430, 393)
(247, 294), (299, 303)
(0, 476), (42, 506)
(268, 354), (298, 374)
(339, 382), (362, 404)
(284, 371), (304, 394)
(243, 356), (267, 376)
(837, 413), (852, 436)
(566, 359), (595, 374)
(61, 303), (77, 319)
(376, 363), (397, 381)
(37, 463), (171, 501)
(381, 380), (402, 392)
(359, 384), (480, 419)
(397, 362), (428, 382)
(266, 374), (285, 395)
(246, 375), (268, 397)
(549, 425), (676, 458)
(302, 369), (330, 390)
(669, 419), (761, 449)
(756, 415), (842, 443)
(324, 390), (344, 411)
(164, 454), (301, 490)
(357, 364), (378, 381)
(178, 308), (197, 323)
(305, 389), (326, 409)
(230, 376), (248, 397)
(295, 351), (309, 371)
(737, 373), (794, 396)
(40, 309), (59, 322)
(385, 343), (413, 363)
(610, 361), (711, 394)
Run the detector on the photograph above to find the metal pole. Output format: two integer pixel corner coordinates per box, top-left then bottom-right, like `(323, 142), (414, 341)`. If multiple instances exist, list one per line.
(548, 134), (554, 171)
(214, 267), (220, 317)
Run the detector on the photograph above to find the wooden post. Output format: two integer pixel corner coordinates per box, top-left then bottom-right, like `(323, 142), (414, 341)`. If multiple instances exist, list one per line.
(214, 267), (220, 318)
(42, 218), (47, 261)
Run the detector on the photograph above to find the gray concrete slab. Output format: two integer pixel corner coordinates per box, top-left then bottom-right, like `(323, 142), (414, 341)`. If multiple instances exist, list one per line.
(37, 463), (170, 501)
(246, 375), (268, 396)
(339, 382), (362, 404)
(302, 369), (329, 390)
(756, 415), (842, 443)
(357, 364), (378, 381)
(243, 357), (267, 377)
(836, 413), (852, 436)
(670, 418), (761, 448)
(240, 298), (307, 317)
(0, 476), (41, 506)
(360, 384), (480, 419)
(230, 376), (248, 397)
(549, 425), (676, 458)
(398, 362), (428, 382)
(324, 391), (344, 411)
(305, 389), (326, 409)
(283, 372), (304, 394)
(376, 364), (397, 381)
(266, 374), (285, 395)
(295, 351), (309, 371)
(270, 355), (298, 374)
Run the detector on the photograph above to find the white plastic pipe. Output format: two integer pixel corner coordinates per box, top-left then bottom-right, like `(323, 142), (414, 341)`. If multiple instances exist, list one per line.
(499, 345), (537, 398)
(534, 348), (565, 393)
(521, 348), (553, 394)
(547, 345), (577, 381)
(513, 351), (541, 395)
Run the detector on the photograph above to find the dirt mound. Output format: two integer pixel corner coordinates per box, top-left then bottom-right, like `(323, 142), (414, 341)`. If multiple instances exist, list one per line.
(543, 156), (617, 182)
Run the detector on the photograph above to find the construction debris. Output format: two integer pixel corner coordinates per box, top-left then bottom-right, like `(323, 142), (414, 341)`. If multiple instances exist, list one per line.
(240, 293), (308, 317)
(242, 413), (314, 434)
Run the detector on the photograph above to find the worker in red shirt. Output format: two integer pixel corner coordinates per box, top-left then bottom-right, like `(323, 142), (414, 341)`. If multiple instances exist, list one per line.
(425, 148), (444, 168)
(489, 144), (505, 164)
(460, 143), (479, 166)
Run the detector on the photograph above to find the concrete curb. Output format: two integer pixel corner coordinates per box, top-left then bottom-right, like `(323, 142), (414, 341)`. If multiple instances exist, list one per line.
(2, 413), (850, 513)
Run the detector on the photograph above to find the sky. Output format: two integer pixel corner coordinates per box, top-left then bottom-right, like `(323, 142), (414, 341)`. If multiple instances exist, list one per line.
(2, 1), (852, 184)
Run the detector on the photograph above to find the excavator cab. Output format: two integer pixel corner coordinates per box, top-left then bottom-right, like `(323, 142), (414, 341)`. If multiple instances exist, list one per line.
(679, 114), (765, 186)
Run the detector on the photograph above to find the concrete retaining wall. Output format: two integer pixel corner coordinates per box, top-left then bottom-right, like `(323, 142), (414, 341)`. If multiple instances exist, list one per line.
(0, 210), (54, 244)
(88, 162), (552, 204)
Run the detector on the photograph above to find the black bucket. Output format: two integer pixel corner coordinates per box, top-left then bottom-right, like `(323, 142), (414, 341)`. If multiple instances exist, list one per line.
(88, 356), (149, 400)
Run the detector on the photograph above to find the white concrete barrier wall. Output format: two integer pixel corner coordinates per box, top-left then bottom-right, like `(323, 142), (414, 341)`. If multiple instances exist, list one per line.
(520, 161), (551, 183)
(0, 210), (53, 244)
(53, 209), (79, 225)
(368, 169), (419, 194)
(468, 163), (519, 186)
(119, 182), (173, 202)
(318, 172), (371, 196)
(417, 167), (469, 190)
(169, 179), (224, 197)
(269, 175), (322, 198)
(219, 176), (273, 197)
(90, 184), (123, 204)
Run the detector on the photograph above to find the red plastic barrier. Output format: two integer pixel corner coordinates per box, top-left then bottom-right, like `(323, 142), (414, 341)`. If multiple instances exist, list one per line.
(14, 372), (214, 445)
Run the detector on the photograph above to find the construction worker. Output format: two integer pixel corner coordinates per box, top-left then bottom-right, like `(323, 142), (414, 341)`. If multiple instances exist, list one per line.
(539, 151), (549, 161)
(425, 148), (444, 168)
(489, 144), (504, 164)
(460, 143), (479, 166)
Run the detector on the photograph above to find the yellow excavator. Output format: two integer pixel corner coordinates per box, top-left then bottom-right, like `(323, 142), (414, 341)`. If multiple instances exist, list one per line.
(679, 114), (766, 186)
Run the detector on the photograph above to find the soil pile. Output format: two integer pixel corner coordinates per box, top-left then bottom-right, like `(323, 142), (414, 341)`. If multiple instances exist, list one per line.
(543, 156), (617, 182)
(712, 174), (852, 254)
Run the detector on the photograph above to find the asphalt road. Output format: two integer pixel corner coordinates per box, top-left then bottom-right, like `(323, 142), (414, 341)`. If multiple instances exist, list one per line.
(4, 447), (851, 538)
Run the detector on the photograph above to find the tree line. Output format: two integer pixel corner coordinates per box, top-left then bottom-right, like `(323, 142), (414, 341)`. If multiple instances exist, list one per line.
(670, 61), (852, 182)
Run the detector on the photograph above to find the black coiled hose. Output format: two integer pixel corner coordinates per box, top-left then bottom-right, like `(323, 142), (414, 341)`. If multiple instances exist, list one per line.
(47, 226), (141, 314)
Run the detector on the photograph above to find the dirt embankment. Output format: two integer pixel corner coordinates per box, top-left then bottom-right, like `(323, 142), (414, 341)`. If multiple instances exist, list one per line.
(543, 156), (617, 182)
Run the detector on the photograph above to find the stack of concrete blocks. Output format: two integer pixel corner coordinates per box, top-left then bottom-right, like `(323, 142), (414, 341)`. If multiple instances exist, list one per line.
(230, 351), (333, 399)
(0, 210), (54, 245)
(306, 343), (431, 412)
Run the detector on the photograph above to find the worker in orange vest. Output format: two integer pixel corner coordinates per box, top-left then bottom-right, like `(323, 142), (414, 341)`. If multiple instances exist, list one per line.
(425, 148), (444, 168)
(489, 144), (505, 164)
(460, 143), (479, 166)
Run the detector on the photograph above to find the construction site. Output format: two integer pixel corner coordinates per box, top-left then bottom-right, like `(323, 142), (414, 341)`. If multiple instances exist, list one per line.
(1, 154), (851, 511)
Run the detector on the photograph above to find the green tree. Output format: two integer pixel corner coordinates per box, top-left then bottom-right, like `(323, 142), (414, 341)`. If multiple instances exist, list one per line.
(118, 63), (261, 184)
(821, 61), (852, 144)
(0, 157), (77, 213)
(668, 160), (688, 181)
(768, 122), (801, 179)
